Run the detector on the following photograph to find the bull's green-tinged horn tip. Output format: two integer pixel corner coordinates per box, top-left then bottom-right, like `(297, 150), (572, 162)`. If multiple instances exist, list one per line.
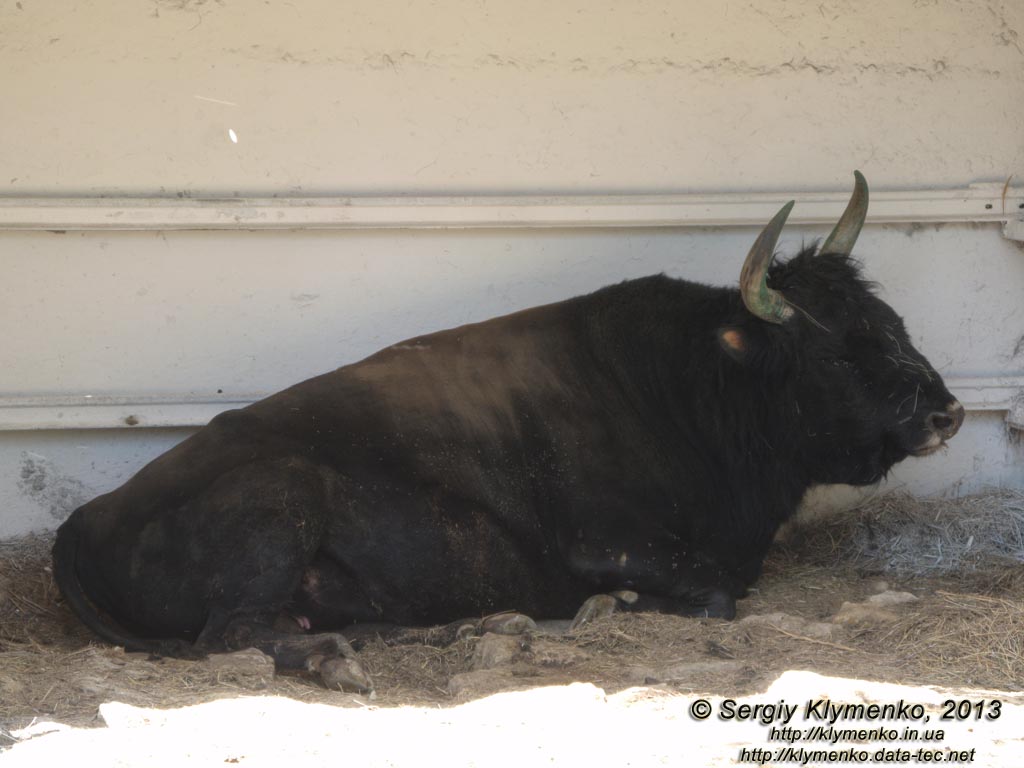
(771, 200), (795, 225)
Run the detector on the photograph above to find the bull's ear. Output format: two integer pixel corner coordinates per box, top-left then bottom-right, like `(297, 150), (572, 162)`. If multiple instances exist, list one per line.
(718, 326), (749, 362)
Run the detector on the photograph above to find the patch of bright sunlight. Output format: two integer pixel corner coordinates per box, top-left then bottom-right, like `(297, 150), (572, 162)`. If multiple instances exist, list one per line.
(4, 673), (1022, 767)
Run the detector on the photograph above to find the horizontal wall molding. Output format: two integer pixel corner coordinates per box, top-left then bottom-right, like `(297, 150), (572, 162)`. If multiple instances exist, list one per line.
(947, 376), (1024, 414)
(1, 377), (1020, 431)
(0, 395), (260, 432)
(0, 183), (1021, 234)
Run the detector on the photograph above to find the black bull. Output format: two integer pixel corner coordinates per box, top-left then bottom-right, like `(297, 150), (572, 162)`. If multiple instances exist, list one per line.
(54, 174), (963, 690)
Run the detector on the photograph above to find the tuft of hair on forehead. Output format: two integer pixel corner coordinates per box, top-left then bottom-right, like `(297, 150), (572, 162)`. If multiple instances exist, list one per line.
(767, 248), (879, 297)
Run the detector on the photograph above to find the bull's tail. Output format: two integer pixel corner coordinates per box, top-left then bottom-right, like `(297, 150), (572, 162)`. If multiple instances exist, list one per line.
(52, 515), (198, 658)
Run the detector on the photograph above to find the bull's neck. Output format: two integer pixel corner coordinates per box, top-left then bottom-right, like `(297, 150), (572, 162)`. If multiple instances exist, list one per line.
(580, 278), (813, 518)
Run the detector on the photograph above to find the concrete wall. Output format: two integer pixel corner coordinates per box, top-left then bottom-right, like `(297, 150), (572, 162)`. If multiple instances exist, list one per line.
(1, 0), (1022, 537)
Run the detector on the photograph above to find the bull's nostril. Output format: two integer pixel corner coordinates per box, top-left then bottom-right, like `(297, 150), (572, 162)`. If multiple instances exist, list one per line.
(927, 401), (965, 439)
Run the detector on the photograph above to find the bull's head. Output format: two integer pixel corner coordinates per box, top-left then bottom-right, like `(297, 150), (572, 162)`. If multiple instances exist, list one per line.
(734, 172), (964, 485)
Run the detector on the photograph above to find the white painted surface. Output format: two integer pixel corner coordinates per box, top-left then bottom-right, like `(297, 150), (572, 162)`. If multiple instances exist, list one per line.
(1, 0), (1021, 195)
(3, 430), (194, 538)
(1, 0), (1022, 536)
(3, 224), (1021, 399)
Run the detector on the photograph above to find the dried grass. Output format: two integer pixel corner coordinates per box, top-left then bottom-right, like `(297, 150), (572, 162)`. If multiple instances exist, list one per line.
(0, 534), (69, 646)
(776, 489), (1024, 577)
(357, 638), (476, 702)
(880, 591), (1024, 690)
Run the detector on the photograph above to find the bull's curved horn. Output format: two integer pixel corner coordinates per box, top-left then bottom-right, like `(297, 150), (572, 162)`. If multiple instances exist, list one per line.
(819, 170), (869, 256)
(740, 201), (795, 324)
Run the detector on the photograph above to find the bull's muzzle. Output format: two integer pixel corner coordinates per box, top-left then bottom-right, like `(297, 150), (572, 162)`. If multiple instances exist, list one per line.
(927, 400), (965, 442)
(911, 401), (964, 457)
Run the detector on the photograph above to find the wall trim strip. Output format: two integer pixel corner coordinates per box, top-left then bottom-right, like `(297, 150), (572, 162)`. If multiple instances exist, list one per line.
(0, 184), (1021, 232)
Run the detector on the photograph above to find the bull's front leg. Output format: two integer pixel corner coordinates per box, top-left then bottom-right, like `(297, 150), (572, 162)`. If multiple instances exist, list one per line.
(570, 586), (736, 629)
(562, 537), (744, 628)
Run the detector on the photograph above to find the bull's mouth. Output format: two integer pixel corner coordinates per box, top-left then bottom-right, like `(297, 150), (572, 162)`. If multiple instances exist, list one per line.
(909, 436), (946, 457)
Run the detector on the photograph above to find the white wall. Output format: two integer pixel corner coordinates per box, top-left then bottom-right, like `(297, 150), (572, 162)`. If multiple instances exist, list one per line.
(1, 0), (1022, 537)
(3, 0), (1022, 195)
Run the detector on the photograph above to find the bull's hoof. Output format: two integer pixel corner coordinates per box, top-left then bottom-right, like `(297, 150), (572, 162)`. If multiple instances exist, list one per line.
(205, 648), (276, 678)
(570, 590), (639, 630)
(611, 589), (639, 605)
(316, 656), (374, 694)
(481, 612), (538, 635)
(471, 633), (522, 670)
(684, 589), (736, 620)
(570, 594), (619, 630)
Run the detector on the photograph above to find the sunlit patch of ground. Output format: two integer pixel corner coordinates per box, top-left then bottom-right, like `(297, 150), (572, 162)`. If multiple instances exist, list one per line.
(4, 674), (1022, 767)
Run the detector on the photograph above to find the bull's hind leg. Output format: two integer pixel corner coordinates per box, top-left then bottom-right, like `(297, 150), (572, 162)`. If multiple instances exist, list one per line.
(217, 620), (372, 693)
(181, 457), (372, 691)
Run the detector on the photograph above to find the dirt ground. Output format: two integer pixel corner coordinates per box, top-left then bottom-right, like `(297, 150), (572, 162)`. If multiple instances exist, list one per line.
(2, 491), (1024, 764)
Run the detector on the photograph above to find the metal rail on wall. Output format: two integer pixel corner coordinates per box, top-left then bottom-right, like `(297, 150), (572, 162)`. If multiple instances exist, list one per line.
(0, 183), (1022, 238)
